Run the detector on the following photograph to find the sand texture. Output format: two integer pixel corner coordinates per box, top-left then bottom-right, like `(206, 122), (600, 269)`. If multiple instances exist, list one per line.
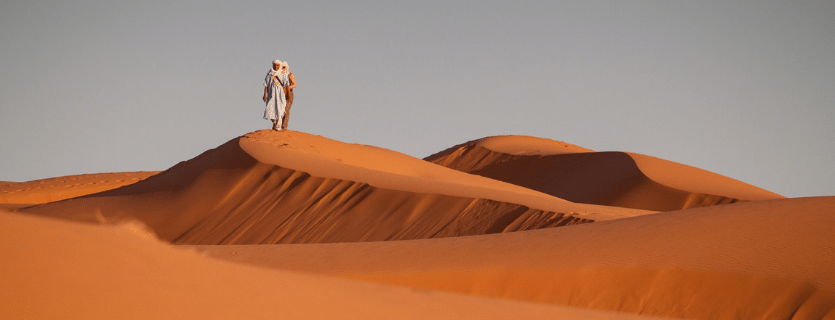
(2, 210), (673, 320)
(0, 171), (158, 209)
(22, 131), (651, 244)
(426, 136), (784, 211)
(5, 130), (831, 319)
(195, 196), (835, 319)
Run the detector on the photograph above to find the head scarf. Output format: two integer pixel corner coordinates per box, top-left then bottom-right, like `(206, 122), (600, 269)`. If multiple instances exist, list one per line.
(266, 60), (289, 87)
(269, 60), (283, 77)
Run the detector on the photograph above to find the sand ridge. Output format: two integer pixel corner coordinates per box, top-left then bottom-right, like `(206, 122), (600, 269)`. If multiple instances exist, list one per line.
(23, 131), (641, 244)
(0, 171), (158, 209)
(427, 135), (595, 159)
(194, 196), (835, 319)
(6, 129), (831, 319)
(240, 130), (653, 219)
(426, 136), (784, 211)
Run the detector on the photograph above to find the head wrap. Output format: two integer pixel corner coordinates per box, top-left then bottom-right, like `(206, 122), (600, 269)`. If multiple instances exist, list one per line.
(282, 61), (289, 70)
(269, 60), (283, 77)
(267, 60), (289, 86)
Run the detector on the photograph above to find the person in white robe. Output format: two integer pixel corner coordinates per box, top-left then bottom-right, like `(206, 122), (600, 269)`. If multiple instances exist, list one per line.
(262, 60), (289, 131)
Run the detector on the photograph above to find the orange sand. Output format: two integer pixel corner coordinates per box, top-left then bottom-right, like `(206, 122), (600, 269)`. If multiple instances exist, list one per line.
(5, 130), (830, 319)
(426, 135), (784, 211)
(22, 131), (651, 244)
(0, 171), (158, 209)
(195, 196), (835, 319)
(2, 210), (673, 320)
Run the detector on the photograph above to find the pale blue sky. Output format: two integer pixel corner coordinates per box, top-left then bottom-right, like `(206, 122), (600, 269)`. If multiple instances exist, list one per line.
(2, 1), (833, 197)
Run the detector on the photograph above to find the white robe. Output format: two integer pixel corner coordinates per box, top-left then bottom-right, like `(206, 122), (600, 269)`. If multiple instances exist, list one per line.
(263, 70), (289, 121)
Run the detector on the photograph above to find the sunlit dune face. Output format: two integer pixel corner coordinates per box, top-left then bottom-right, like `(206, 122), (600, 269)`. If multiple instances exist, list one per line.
(7, 130), (833, 320)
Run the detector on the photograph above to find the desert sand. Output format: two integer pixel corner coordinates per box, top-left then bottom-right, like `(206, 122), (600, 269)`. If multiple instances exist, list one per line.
(426, 135), (784, 211)
(1, 209), (674, 320)
(3, 129), (833, 319)
(0, 171), (158, 209)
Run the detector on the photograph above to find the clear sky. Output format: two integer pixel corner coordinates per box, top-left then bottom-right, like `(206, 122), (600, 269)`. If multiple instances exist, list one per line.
(2, 1), (833, 197)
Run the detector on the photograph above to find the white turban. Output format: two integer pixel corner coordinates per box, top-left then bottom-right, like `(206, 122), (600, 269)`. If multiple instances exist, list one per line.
(269, 60), (282, 76)
(282, 60), (289, 69)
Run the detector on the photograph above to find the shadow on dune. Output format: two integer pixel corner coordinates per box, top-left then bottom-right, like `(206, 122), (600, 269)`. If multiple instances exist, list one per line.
(426, 142), (741, 212)
(23, 135), (590, 244)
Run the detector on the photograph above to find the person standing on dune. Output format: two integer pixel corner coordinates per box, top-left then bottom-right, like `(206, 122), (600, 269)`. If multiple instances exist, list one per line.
(262, 60), (288, 131)
(280, 61), (297, 130)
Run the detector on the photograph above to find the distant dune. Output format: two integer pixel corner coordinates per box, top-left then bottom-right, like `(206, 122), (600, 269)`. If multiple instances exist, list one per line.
(0, 172), (158, 209)
(4, 130), (831, 319)
(426, 135), (784, 211)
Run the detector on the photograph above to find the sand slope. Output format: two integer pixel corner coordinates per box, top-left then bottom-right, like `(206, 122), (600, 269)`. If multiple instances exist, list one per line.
(426, 136), (784, 211)
(22, 131), (653, 244)
(0, 172), (158, 209)
(1, 210), (677, 320)
(8, 130), (828, 319)
(195, 196), (835, 319)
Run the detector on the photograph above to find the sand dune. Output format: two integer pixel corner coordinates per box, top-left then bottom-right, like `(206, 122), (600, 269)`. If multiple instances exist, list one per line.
(0, 171), (158, 209)
(22, 130), (652, 244)
(1, 210), (675, 320)
(195, 196), (835, 319)
(7, 129), (829, 319)
(426, 136), (784, 211)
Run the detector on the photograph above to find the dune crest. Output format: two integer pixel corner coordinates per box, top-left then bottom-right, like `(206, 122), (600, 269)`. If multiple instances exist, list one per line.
(238, 130), (651, 218)
(23, 130), (639, 244)
(426, 136), (783, 211)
